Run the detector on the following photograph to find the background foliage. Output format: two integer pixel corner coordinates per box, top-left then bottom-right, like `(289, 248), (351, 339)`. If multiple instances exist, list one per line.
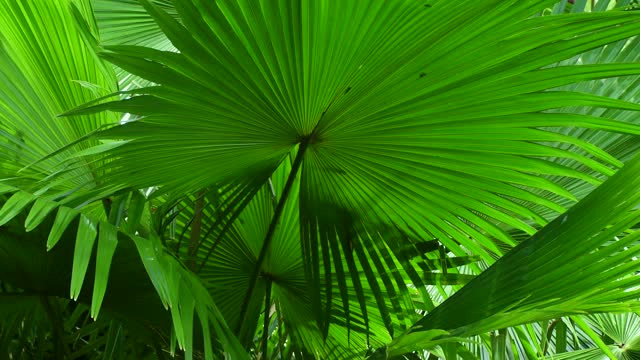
(1, 0), (640, 359)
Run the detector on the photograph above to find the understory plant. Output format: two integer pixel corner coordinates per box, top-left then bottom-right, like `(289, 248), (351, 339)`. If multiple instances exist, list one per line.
(1, 0), (640, 359)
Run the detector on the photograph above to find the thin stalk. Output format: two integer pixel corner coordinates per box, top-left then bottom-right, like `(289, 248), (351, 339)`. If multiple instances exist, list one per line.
(260, 279), (272, 360)
(542, 319), (558, 355)
(176, 191), (208, 253)
(188, 190), (205, 271)
(235, 139), (309, 333)
(276, 300), (285, 359)
(491, 329), (507, 360)
(267, 178), (277, 208)
(39, 296), (69, 359)
(556, 319), (567, 353)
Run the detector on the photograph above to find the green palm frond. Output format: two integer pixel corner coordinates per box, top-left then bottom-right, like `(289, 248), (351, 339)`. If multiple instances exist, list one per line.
(546, 313), (640, 360)
(387, 152), (640, 357)
(0, 0), (118, 192)
(61, 0), (640, 356)
(93, 0), (177, 90)
(4, 0), (640, 358)
(0, 2), (247, 358)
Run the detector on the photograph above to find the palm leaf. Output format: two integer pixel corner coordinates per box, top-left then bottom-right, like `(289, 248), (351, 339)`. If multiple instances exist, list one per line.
(0, 2), (246, 358)
(385, 151), (640, 357)
(93, 0), (177, 90)
(62, 0), (640, 354)
(0, 0), (118, 191)
(5, 0), (640, 358)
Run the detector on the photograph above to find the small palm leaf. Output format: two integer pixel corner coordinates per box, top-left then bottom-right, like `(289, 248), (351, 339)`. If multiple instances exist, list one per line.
(93, 0), (178, 90)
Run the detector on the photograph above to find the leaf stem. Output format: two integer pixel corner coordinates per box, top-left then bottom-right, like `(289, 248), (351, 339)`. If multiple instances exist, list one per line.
(39, 296), (69, 359)
(188, 190), (205, 270)
(260, 279), (272, 359)
(235, 138), (309, 333)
